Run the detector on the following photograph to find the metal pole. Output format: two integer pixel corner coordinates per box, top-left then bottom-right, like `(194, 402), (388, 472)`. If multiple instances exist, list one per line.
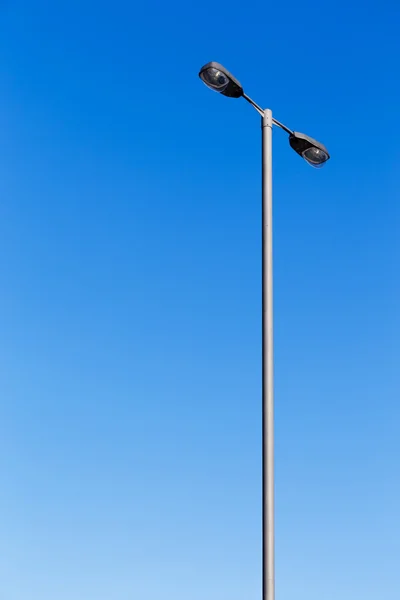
(262, 108), (274, 600)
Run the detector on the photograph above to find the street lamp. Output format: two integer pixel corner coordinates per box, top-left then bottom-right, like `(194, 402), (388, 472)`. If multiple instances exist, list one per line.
(198, 61), (330, 600)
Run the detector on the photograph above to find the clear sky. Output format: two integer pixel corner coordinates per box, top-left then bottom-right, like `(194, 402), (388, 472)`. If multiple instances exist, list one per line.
(1, 1), (399, 599)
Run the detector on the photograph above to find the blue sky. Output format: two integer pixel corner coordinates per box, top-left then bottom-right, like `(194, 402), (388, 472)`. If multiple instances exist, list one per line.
(1, 0), (399, 598)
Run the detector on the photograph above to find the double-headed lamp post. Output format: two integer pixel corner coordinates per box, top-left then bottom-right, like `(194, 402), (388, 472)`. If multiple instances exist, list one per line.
(198, 62), (330, 600)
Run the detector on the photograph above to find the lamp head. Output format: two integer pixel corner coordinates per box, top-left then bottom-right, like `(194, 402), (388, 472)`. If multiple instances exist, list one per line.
(199, 62), (243, 98)
(289, 132), (330, 167)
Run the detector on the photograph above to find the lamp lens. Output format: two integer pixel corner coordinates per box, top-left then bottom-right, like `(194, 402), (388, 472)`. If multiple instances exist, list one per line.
(200, 67), (229, 92)
(302, 147), (329, 167)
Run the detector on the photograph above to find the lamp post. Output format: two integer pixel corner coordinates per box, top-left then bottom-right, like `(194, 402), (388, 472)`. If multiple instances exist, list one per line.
(198, 61), (330, 600)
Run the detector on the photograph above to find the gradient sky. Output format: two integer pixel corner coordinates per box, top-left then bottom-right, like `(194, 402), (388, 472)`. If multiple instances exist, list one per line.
(1, 1), (400, 599)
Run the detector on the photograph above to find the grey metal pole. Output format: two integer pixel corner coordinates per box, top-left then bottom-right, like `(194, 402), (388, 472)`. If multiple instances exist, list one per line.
(262, 108), (274, 600)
